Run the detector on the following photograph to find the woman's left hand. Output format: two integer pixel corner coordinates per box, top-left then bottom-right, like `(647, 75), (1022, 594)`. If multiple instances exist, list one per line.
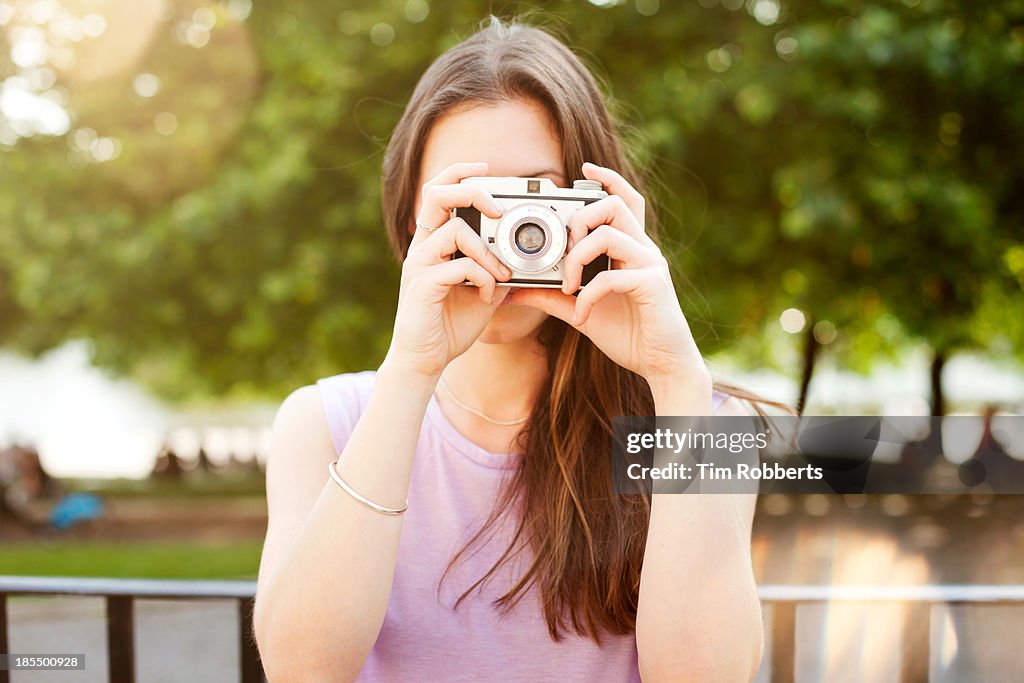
(510, 162), (710, 397)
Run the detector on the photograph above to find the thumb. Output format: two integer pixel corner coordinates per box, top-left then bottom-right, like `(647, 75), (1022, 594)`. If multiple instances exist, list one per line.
(509, 288), (578, 325)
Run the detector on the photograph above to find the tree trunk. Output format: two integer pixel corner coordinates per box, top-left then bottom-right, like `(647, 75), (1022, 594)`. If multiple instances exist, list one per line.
(796, 320), (819, 416)
(930, 349), (947, 417)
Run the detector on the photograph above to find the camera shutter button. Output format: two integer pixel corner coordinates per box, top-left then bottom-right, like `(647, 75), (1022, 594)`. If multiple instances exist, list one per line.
(572, 180), (604, 191)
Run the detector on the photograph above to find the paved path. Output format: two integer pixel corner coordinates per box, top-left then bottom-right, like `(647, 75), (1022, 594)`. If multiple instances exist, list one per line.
(7, 596), (242, 682)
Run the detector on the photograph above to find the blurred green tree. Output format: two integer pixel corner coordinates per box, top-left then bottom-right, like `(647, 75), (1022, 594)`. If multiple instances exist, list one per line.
(0, 0), (1021, 410)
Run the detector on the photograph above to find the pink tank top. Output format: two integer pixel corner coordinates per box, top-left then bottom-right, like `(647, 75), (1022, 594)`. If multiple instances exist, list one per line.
(316, 370), (726, 682)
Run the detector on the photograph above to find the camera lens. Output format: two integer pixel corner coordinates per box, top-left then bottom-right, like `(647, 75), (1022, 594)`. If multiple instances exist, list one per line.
(494, 204), (565, 275)
(514, 222), (546, 255)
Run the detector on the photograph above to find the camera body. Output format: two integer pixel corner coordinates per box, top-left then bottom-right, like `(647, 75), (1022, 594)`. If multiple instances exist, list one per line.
(451, 177), (610, 288)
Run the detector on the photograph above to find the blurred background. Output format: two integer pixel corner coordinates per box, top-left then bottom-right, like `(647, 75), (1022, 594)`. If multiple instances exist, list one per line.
(1, 0), (1023, 680)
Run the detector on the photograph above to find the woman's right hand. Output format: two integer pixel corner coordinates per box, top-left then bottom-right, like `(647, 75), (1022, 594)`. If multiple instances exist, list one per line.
(384, 162), (512, 382)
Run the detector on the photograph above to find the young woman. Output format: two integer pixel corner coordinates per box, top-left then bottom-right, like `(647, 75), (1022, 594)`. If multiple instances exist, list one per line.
(254, 18), (765, 682)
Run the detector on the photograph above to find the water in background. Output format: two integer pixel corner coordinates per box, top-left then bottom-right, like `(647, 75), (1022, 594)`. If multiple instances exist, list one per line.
(1, 340), (1021, 479)
(0, 341), (273, 478)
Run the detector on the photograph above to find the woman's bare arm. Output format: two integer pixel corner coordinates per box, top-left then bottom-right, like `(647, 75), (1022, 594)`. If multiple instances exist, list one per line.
(253, 362), (434, 682)
(635, 393), (765, 683)
(253, 162), (508, 681)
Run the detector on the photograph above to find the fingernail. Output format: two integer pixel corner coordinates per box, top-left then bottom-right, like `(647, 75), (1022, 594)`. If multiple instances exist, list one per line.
(492, 202), (504, 216)
(501, 265), (512, 278)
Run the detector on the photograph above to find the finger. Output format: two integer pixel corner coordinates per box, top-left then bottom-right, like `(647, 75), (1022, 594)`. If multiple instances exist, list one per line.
(416, 183), (504, 236)
(562, 225), (657, 294)
(581, 162), (645, 224)
(449, 220), (513, 282)
(507, 288), (578, 325)
(422, 161), (490, 191)
(409, 162), (492, 251)
(573, 269), (644, 326)
(407, 215), (460, 259)
(566, 193), (647, 249)
(412, 218), (511, 281)
(428, 257), (497, 304)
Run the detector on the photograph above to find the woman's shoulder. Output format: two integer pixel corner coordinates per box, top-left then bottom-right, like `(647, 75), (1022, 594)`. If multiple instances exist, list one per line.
(312, 370), (379, 455)
(315, 370), (378, 407)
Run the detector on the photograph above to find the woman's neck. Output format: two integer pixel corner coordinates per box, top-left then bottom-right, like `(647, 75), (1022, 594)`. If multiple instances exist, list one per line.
(439, 333), (549, 432)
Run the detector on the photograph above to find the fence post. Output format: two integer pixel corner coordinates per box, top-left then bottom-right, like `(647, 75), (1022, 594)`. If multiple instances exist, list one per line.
(106, 595), (135, 683)
(239, 597), (263, 682)
(771, 600), (796, 683)
(900, 600), (931, 683)
(1, 593), (9, 683)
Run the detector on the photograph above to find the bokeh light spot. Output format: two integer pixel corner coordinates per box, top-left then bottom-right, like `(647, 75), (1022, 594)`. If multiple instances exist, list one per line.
(154, 111), (177, 135)
(780, 307), (807, 334)
(133, 72), (160, 98)
(370, 22), (395, 46)
(403, 0), (429, 23)
(813, 320), (838, 345)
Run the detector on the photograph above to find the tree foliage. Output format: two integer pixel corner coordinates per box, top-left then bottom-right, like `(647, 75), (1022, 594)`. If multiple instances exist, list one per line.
(1, 0), (1021, 402)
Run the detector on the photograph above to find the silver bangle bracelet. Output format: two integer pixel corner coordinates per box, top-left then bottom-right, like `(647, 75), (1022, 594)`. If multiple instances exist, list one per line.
(327, 459), (408, 516)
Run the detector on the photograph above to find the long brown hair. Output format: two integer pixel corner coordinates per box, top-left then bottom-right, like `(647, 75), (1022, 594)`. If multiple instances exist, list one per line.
(382, 17), (776, 643)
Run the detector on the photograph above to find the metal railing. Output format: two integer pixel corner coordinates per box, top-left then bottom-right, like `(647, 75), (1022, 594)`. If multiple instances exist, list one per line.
(2, 577), (1023, 682)
(760, 584), (1024, 683)
(0, 576), (262, 683)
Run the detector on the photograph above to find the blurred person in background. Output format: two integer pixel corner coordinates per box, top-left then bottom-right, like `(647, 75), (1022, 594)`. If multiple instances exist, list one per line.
(0, 442), (57, 529)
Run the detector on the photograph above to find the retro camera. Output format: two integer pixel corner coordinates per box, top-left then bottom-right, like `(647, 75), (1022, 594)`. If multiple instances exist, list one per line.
(451, 177), (610, 288)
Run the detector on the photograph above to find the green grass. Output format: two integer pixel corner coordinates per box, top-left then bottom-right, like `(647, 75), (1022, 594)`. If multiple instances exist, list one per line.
(0, 539), (263, 580)
(64, 471), (266, 499)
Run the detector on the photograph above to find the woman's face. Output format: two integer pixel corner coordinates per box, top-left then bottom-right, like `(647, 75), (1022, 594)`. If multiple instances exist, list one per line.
(415, 98), (565, 344)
